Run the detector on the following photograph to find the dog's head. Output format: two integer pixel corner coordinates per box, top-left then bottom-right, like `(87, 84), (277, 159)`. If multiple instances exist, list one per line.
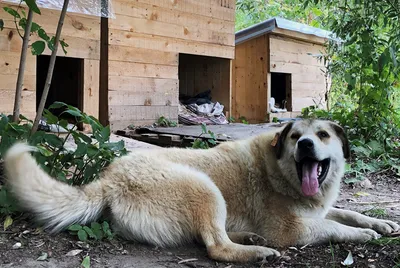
(274, 119), (350, 197)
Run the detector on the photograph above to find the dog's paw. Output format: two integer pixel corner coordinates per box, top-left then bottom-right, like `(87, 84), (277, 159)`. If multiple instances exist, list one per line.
(254, 246), (281, 261)
(243, 233), (269, 246)
(371, 219), (400, 235)
(353, 228), (381, 242)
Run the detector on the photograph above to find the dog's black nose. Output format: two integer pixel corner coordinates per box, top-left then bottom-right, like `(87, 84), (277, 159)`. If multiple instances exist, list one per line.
(298, 138), (314, 150)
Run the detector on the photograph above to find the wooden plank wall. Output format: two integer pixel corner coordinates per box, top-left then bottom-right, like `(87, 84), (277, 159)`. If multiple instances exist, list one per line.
(231, 34), (269, 123)
(269, 35), (327, 111)
(108, 0), (235, 130)
(0, 3), (100, 120)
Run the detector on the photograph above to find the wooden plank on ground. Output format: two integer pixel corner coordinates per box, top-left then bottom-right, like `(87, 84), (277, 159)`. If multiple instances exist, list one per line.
(136, 122), (282, 141)
(109, 105), (178, 121)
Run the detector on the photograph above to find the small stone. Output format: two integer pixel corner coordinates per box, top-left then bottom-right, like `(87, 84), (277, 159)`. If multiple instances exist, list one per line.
(12, 242), (22, 249)
(281, 255), (291, 261)
(166, 252), (173, 256)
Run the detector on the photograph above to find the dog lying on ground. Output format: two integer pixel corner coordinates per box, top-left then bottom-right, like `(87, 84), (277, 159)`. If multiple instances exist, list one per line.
(4, 119), (399, 263)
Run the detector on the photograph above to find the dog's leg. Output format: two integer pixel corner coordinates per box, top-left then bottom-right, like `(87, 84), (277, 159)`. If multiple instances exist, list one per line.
(296, 218), (381, 245)
(326, 208), (399, 235)
(198, 202), (280, 262)
(227, 232), (268, 246)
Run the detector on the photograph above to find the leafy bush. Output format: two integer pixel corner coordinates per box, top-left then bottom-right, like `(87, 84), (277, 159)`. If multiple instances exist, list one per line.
(0, 102), (128, 220)
(68, 221), (113, 242)
(192, 123), (217, 149)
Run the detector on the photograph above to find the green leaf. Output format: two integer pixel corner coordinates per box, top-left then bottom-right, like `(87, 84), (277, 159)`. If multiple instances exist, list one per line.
(68, 224), (83, 231)
(43, 134), (63, 148)
(0, 19), (4, 31)
(3, 7), (20, 19)
(81, 256), (90, 268)
(24, 0), (41, 14)
(36, 252), (48, 261)
(3, 215), (13, 231)
(36, 145), (53, 157)
(31, 40), (46, 55)
(47, 36), (55, 51)
(102, 221), (110, 232)
(201, 123), (207, 134)
(18, 18), (27, 29)
(21, 10), (26, 18)
(77, 229), (88, 241)
(60, 39), (68, 54)
(75, 143), (88, 157)
(48, 101), (67, 110)
(378, 51), (388, 74)
(43, 109), (59, 124)
(38, 28), (50, 41)
(83, 165), (97, 180)
(30, 22), (41, 32)
(83, 226), (97, 239)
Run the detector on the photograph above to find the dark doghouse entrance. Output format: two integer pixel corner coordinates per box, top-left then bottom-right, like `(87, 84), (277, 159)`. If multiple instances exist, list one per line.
(178, 53), (230, 113)
(271, 72), (292, 111)
(36, 55), (84, 126)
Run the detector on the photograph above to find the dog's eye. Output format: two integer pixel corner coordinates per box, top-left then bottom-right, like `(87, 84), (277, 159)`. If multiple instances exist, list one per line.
(291, 133), (300, 140)
(317, 131), (330, 139)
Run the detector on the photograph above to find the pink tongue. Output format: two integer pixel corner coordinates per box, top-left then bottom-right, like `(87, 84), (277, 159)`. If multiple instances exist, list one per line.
(301, 161), (319, 196)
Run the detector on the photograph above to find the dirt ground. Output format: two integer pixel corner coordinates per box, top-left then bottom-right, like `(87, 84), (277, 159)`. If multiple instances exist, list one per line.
(1, 172), (399, 268)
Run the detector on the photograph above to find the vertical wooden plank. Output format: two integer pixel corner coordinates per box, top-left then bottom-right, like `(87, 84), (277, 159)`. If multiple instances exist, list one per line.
(84, 59), (100, 118)
(99, 0), (109, 126)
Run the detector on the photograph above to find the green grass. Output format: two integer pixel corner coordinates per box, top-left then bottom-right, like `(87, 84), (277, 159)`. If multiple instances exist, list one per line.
(361, 208), (388, 218)
(368, 236), (400, 246)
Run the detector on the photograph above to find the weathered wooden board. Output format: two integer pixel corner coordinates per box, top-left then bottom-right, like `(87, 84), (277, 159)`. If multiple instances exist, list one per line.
(109, 29), (235, 59)
(108, 61), (178, 79)
(113, 0), (234, 34)
(108, 46), (178, 65)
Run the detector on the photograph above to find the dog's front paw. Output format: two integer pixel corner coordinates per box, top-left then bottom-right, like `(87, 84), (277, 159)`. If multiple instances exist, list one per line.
(352, 228), (381, 242)
(371, 219), (400, 235)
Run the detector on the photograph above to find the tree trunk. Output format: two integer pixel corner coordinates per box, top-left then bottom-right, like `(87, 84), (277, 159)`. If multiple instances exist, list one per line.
(12, 9), (34, 123)
(31, 0), (70, 134)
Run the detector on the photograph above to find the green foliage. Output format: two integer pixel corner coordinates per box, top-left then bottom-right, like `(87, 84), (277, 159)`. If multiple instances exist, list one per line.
(68, 221), (113, 242)
(157, 116), (177, 127)
(235, 0), (327, 31)
(297, 0), (400, 181)
(0, 102), (128, 218)
(81, 256), (91, 268)
(2, 2), (68, 55)
(192, 123), (217, 149)
(362, 207), (388, 219)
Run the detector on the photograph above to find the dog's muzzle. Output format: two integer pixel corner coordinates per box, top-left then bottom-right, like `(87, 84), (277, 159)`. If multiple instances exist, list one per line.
(295, 138), (330, 197)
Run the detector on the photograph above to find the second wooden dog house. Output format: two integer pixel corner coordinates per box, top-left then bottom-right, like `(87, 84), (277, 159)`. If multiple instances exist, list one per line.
(232, 17), (335, 123)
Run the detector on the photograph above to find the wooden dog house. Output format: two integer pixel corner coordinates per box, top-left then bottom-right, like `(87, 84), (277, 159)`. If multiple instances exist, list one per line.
(0, 0), (235, 130)
(232, 17), (335, 123)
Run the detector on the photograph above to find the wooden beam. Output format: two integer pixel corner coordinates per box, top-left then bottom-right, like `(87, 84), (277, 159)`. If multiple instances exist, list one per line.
(99, 0), (109, 126)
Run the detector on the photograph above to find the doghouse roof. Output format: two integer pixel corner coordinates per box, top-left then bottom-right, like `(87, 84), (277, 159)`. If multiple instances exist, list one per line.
(235, 17), (338, 45)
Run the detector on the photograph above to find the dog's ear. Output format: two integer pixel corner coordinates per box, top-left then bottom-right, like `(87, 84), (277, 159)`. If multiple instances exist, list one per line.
(330, 122), (350, 159)
(274, 122), (294, 159)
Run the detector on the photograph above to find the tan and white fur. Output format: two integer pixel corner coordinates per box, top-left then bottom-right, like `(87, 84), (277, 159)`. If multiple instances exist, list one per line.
(4, 119), (399, 263)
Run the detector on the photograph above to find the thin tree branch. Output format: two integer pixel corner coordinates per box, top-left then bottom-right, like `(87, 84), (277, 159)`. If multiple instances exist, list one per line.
(31, 0), (70, 134)
(12, 8), (33, 123)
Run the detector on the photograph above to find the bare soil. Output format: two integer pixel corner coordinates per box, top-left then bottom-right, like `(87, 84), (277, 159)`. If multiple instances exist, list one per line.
(1, 173), (399, 268)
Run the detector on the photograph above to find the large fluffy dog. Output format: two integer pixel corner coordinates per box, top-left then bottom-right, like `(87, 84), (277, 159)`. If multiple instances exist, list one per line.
(4, 119), (399, 263)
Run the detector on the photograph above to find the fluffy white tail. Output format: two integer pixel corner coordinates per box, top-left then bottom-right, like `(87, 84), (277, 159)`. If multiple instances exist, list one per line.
(4, 143), (105, 232)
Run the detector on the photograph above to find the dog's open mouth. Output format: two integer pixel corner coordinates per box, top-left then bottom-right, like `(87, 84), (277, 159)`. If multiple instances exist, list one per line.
(295, 158), (330, 197)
